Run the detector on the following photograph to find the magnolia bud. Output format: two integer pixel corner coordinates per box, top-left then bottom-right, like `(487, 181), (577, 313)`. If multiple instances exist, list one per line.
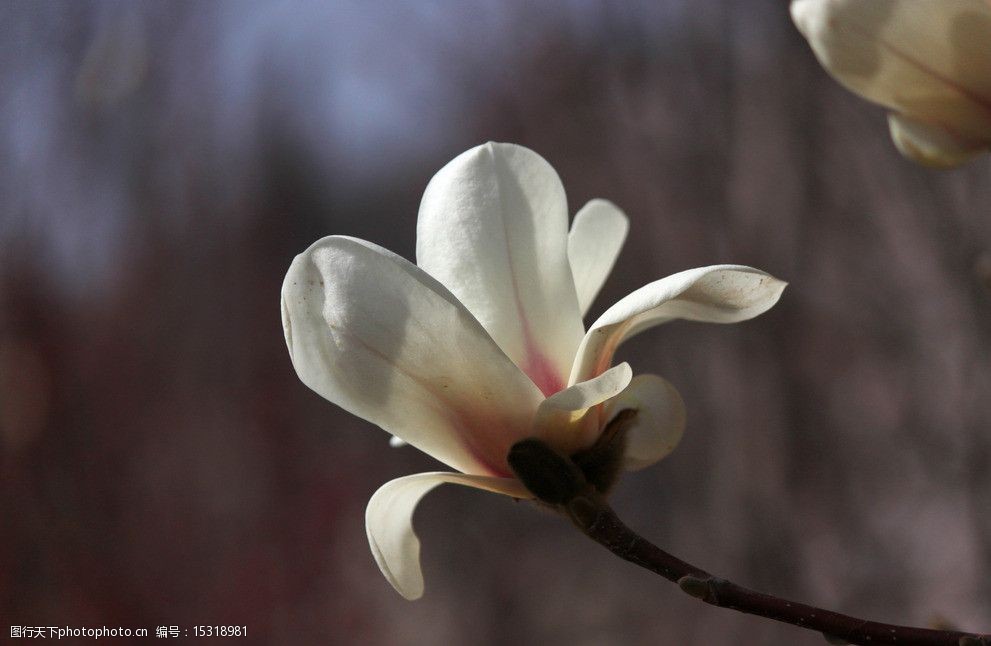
(792, 0), (991, 167)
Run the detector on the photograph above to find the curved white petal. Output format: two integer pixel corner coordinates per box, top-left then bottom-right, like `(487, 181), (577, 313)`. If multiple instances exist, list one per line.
(366, 472), (531, 600)
(282, 235), (543, 477)
(791, 0), (991, 143)
(533, 362), (633, 454)
(568, 199), (629, 317)
(603, 374), (686, 471)
(416, 142), (585, 396)
(570, 266), (786, 384)
(888, 112), (987, 168)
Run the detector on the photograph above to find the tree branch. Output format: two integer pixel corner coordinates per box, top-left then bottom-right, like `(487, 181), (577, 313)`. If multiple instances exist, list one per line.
(507, 437), (990, 646)
(566, 493), (988, 646)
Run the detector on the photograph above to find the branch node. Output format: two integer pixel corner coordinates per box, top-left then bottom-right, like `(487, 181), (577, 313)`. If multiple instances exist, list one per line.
(677, 575), (721, 604)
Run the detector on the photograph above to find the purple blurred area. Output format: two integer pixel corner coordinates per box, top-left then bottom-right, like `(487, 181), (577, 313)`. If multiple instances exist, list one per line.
(2, 1), (990, 643)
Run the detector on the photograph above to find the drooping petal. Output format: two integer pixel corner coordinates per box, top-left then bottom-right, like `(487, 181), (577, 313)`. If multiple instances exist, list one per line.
(366, 472), (532, 600)
(532, 362), (633, 455)
(602, 374), (686, 471)
(568, 199), (629, 317)
(416, 142), (585, 396)
(887, 112), (986, 168)
(282, 235), (543, 476)
(570, 266), (786, 384)
(791, 0), (991, 147)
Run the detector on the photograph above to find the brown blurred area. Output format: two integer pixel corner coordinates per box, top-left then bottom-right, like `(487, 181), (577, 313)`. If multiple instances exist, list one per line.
(2, 1), (989, 644)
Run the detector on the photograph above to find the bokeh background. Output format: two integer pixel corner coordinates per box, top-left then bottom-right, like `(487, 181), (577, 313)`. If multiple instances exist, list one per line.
(2, 1), (990, 644)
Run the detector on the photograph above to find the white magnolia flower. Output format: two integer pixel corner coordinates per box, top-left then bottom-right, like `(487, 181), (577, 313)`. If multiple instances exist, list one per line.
(792, 0), (991, 168)
(281, 143), (786, 599)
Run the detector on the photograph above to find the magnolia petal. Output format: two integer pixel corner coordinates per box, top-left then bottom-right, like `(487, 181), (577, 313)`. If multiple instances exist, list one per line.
(533, 362), (633, 455)
(366, 472), (532, 600)
(603, 374), (686, 471)
(568, 199), (629, 317)
(570, 266), (786, 384)
(416, 142), (585, 396)
(791, 0), (991, 143)
(888, 112), (987, 168)
(282, 235), (543, 477)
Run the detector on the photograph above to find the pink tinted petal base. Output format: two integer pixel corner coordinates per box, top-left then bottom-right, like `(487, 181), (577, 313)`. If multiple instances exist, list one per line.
(522, 339), (566, 397)
(448, 409), (519, 479)
(335, 321), (517, 477)
(506, 241), (567, 397)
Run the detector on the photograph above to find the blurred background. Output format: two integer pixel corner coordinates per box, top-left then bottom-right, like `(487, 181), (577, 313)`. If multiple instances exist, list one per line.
(2, 1), (990, 644)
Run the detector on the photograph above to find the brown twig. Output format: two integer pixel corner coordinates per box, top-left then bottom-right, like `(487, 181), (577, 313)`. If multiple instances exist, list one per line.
(507, 437), (990, 646)
(567, 494), (987, 646)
